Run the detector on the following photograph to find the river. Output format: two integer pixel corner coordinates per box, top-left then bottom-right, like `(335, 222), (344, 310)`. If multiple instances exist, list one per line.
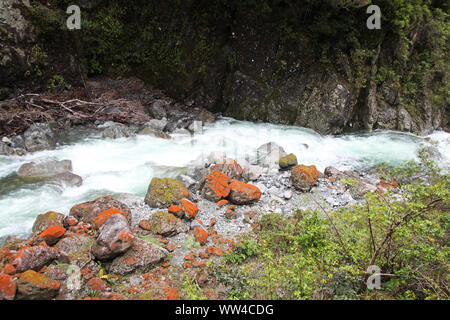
(0, 117), (448, 240)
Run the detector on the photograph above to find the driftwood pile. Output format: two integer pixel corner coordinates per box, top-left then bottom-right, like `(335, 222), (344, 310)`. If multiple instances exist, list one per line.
(0, 92), (150, 137)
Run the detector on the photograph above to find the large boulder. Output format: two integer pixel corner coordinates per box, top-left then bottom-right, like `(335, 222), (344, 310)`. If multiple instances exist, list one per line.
(101, 123), (134, 139)
(109, 238), (168, 275)
(147, 211), (188, 237)
(200, 170), (231, 202)
(23, 123), (57, 152)
(17, 157), (72, 178)
(144, 178), (189, 208)
(256, 142), (287, 168)
(31, 211), (65, 234)
(229, 179), (262, 205)
(290, 165), (319, 192)
(13, 243), (59, 273)
(16, 270), (61, 300)
(279, 153), (298, 170)
(69, 195), (131, 225)
(91, 214), (135, 261)
(55, 233), (95, 268)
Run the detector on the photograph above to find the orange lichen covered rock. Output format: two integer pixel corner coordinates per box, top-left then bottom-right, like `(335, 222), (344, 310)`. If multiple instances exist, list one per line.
(36, 225), (66, 245)
(2, 263), (16, 275)
(201, 170), (231, 202)
(69, 195), (131, 225)
(181, 199), (199, 220)
(93, 208), (127, 229)
(13, 243), (59, 273)
(198, 252), (209, 259)
(87, 277), (110, 293)
(290, 164), (319, 191)
(32, 211), (65, 235)
(0, 273), (17, 300)
(91, 214), (134, 261)
(16, 270), (60, 300)
(206, 246), (223, 256)
(138, 219), (152, 231)
(208, 158), (243, 180)
(168, 205), (184, 218)
(216, 199), (229, 207)
(229, 179), (261, 204)
(0, 247), (14, 265)
(194, 227), (208, 245)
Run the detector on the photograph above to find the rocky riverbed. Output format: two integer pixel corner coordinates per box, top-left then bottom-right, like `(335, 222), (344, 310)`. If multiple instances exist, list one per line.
(0, 78), (448, 300)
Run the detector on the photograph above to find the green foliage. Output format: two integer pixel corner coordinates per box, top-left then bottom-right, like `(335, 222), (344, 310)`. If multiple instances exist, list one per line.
(33, 0), (447, 115)
(46, 74), (65, 89)
(182, 273), (208, 300)
(213, 152), (449, 300)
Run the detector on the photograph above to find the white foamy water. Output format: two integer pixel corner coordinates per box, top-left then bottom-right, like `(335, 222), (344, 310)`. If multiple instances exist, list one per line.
(0, 117), (449, 239)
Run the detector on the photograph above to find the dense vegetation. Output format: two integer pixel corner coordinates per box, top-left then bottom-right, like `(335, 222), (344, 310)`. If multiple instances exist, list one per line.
(209, 149), (449, 300)
(26, 0), (449, 125)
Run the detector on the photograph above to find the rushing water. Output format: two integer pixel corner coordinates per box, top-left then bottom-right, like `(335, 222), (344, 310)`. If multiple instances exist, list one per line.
(0, 117), (449, 240)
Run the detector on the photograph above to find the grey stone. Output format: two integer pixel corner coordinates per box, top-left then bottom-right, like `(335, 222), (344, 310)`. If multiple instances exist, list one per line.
(23, 123), (57, 152)
(17, 157), (72, 178)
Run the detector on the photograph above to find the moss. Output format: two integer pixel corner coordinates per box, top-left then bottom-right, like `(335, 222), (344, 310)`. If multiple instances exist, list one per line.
(145, 177), (189, 208)
(137, 235), (163, 247)
(279, 153), (298, 168)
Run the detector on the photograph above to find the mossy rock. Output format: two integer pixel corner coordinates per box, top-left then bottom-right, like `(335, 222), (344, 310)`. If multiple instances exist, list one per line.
(144, 178), (189, 208)
(31, 211), (64, 234)
(290, 164), (319, 192)
(279, 153), (298, 169)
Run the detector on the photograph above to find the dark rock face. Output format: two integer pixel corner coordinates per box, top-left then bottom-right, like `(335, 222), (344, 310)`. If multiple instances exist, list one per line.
(1, 1), (446, 135)
(223, 70), (353, 135)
